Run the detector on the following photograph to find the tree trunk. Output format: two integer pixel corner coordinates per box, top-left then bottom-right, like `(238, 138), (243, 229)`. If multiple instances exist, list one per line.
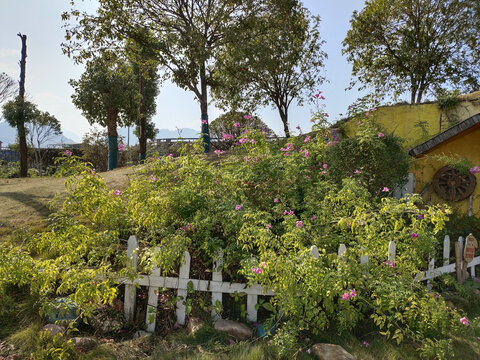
(200, 64), (210, 153)
(106, 107), (119, 170)
(17, 33), (28, 178)
(138, 72), (147, 162)
(278, 107), (290, 138)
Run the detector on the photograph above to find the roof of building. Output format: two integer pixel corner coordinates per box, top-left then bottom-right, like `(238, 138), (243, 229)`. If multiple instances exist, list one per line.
(408, 113), (480, 157)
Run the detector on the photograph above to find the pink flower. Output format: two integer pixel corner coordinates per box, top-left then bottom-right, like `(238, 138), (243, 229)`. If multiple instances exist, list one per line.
(349, 289), (357, 298)
(284, 152), (290, 156)
(342, 292), (350, 300)
(378, 132), (384, 138)
(113, 189), (120, 196)
(235, 205), (242, 211)
(221, 134), (234, 141)
(433, 293), (439, 298)
(324, 113), (329, 117)
(266, 224), (272, 229)
(304, 135), (310, 143)
(304, 150), (309, 157)
(417, 214), (423, 220)
(370, 107), (377, 112)
(243, 156), (248, 162)
(382, 187), (389, 192)
(201, 119), (208, 124)
(233, 122), (240, 127)
(470, 166), (480, 174)
(260, 262), (267, 268)
(239, 137), (247, 144)
(214, 149), (226, 156)
(384, 260), (395, 268)
(321, 171), (326, 175)
(354, 169), (360, 174)
(244, 114), (252, 120)
(252, 267), (262, 274)
(322, 164), (327, 169)
(410, 232), (419, 238)
(168, 154), (173, 157)
(118, 143), (125, 151)
(460, 317), (470, 326)
(296, 221), (303, 227)
(251, 139), (256, 144)
(273, 198), (279, 203)
(150, 175), (156, 182)
(363, 341), (369, 347)
(64, 150), (72, 156)
(357, 121), (362, 125)
(229, 339), (235, 344)
(312, 215), (317, 220)
(307, 349), (312, 354)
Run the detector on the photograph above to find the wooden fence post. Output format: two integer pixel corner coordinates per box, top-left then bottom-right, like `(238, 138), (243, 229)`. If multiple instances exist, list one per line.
(211, 249), (223, 321)
(146, 247), (161, 333)
(443, 235), (450, 266)
(388, 241), (396, 262)
(124, 235), (138, 322)
(176, 251), (191, 325)
(338, 244), (347, 259)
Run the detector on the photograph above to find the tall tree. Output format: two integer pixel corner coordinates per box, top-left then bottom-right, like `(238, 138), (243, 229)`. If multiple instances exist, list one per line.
(213, 0), (326, 137)
(17, 33), (29, 177)
(0, 73), (17, 105)
(343, 0), (480, 104)
(62, 0), (257, 152)
(125, 28), (161, 161)
(26, 110), (61, 173)
(70, 53), (140, 170)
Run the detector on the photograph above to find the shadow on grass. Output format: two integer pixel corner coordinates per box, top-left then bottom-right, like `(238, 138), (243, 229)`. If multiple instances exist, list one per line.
(0, 191), (52, 219)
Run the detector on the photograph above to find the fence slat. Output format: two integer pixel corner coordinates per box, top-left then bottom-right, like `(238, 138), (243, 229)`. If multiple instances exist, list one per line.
(360, 247), (368, 265)
(146, 247), (161, 333)
(211, 249), (223, 321)
(443, 235), (450, 266)
(388, 241), (396, 262)
(124, 235), (138, 322)
(247, 294), (258, 322)
(427, 256), (435, 291)
(338, 244), (347, 258)
(310, 245), (319, 259)
(176, 251), (191, 325)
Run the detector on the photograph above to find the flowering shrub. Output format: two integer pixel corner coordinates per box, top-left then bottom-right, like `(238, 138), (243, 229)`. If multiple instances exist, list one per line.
(0, 108), (467, 359)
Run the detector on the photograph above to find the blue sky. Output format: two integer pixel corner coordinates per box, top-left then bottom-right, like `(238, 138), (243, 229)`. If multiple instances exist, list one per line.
(0, 0), (368, 142)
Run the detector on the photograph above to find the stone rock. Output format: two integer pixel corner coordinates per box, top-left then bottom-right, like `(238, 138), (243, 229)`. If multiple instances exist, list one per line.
(41, 324), (65, 337)
(312, 343), (356, 360)
(134, 330), (153, 339)
(187, 318), (203, 335)
(213, 319), (252, 340)
(71, 337), (96, 351)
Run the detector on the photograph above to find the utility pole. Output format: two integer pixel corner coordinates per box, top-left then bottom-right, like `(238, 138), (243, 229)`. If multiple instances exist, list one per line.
(17, 33), (28, 177)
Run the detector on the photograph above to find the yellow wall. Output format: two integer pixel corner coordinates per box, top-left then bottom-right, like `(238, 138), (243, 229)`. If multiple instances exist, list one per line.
(342, 97), (480, 149)
(411, 126), (480, 216)
(340, 94), (480, 215)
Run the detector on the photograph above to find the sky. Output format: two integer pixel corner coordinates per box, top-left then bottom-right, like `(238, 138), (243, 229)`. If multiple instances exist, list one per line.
(0, 0), (367, 143)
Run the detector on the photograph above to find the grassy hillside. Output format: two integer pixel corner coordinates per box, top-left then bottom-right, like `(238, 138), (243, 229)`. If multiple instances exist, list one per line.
(0, 167), (134, 241)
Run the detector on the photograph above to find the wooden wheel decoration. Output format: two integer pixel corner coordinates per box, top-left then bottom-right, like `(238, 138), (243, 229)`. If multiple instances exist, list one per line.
(432, 166), (476, 202)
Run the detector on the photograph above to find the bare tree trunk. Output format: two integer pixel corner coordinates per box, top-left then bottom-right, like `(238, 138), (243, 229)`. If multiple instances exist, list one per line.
(200, 64), (210, 153)
(17, 33), (28, 178)
(138, 71), (147, 162)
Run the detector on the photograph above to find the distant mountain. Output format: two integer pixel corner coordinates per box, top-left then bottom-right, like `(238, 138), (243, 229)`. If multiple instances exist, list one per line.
(157, 128), (199, 138)
(0, 121), (76, 147)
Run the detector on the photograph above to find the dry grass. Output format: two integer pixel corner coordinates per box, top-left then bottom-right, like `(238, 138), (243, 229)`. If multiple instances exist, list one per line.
(0, 166), (135, 241)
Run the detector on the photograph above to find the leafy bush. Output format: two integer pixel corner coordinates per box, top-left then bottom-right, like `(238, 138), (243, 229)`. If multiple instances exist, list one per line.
(0, 111), (469, 359)
(327, 116), (410, 196)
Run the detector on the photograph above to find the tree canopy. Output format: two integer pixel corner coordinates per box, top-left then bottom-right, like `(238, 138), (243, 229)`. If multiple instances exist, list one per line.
(63, 0), (257, 152)
(343, 0), (480, 104)
(213, 0), (326, 137)
(70, 52), (140, 169)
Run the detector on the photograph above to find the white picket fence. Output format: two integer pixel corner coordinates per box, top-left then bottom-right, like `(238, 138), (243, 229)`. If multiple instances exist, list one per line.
(123, 234), (479, 333)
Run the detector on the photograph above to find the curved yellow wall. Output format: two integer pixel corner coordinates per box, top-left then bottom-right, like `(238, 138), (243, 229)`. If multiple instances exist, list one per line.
(340, 97), (480, 215)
